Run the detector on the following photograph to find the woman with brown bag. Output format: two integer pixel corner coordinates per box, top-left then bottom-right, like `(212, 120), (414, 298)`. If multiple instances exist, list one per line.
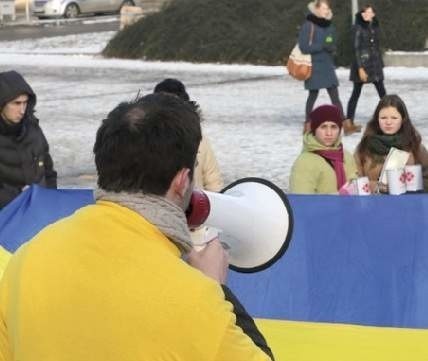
(299, 1), (356, 135)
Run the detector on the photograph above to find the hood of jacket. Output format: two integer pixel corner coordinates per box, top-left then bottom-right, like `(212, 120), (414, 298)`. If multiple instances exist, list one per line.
(0, 71), (37, 118)
(355, 12), (379, 28)
(303, 132), (342, 153)
(307, 1), (333, 22)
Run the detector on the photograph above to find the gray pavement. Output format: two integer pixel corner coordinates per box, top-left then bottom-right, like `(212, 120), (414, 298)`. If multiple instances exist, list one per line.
(0, 14), (119, 41)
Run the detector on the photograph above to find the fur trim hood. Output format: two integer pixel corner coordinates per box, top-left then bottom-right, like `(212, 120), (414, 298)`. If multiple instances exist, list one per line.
(307, 1), (333, 21)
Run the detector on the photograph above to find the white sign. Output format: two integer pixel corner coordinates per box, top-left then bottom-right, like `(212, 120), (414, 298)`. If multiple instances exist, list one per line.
(0, 0), (16, 22)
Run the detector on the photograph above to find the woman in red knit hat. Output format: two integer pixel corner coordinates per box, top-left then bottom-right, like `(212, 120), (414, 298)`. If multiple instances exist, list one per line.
(289, 104), (358, 194)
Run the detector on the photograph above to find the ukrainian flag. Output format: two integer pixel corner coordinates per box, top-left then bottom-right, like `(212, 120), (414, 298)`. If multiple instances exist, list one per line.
(0, 185), (93, 278)
(1, 188), (428, 360)
(229, 195), (428, 360)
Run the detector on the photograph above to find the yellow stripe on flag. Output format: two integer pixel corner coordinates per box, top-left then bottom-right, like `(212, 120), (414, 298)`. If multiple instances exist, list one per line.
(0, 246), (12, 279)
(256, 318), (428, 361)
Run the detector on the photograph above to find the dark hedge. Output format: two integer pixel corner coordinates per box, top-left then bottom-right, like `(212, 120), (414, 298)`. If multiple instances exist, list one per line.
(102, 0), (428, 66)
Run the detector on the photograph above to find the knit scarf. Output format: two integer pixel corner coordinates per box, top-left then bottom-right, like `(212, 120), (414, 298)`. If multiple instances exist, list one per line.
(315, 145), (346, 190)
(366, 134), (405, 163)
(95, 189), (192, 254)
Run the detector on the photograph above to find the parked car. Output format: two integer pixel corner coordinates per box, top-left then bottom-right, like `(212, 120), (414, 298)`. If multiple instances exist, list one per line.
(31, 0), (142, 19)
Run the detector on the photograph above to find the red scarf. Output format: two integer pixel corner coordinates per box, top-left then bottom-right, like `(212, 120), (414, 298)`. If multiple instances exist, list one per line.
(315, 145), (346, 190)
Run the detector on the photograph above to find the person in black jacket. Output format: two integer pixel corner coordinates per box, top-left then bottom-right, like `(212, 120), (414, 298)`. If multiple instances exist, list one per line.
(0, 70), (57, 209)
(346, 4), (386, 130)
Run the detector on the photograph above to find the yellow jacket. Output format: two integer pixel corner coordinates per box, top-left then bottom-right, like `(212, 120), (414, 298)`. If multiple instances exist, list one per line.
(0, 201), (269, 361)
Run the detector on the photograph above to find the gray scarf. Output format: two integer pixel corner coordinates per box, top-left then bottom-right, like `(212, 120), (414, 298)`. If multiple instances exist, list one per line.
(94, 189), (192, 254)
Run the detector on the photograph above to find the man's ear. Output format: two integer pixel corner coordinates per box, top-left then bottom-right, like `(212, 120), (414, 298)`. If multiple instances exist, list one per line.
(167, 168), (191, 203)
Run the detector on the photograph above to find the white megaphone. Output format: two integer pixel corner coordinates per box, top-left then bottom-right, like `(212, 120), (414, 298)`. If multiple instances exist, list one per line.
(186, 177), (293, 273)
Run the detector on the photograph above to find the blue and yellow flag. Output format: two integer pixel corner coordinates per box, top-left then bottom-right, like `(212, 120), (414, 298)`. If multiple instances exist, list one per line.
(1, 188), (428, 360)
(0, 185), (93, 277)
(229, 194), (428, 360)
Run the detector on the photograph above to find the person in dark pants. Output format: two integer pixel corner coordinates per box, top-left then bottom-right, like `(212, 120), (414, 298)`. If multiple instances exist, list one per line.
(346, 4), (386, 132)
(299, 1), (358, 135)
(0, 70), (57, 209)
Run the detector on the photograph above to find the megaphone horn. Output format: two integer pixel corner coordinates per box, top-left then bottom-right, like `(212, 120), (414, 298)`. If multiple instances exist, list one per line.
(186, 177), (294, 273)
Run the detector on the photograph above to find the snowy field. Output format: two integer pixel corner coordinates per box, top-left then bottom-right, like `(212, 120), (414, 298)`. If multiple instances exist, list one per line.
(0, 31), (427, 190)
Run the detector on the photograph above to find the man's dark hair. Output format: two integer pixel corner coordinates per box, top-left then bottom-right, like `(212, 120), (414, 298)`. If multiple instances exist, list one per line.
(94, 93), (201, 194)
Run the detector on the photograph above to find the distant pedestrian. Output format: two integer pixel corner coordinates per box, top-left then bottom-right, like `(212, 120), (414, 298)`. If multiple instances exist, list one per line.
(346, 4), (386, 131)
(299, 1), (358, 135)
(289, 104), (358, 194)
(154, 78), (224, 192)
(0, 70), (57, 209)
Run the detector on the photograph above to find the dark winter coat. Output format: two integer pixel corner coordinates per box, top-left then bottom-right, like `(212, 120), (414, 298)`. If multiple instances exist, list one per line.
(0, 70), (57, 209)
(298, 13), (339, 91)
(350, 13), (384, 83)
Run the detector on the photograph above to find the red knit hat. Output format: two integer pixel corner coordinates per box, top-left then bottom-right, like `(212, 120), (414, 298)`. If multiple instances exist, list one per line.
(310, 104), (343, 133)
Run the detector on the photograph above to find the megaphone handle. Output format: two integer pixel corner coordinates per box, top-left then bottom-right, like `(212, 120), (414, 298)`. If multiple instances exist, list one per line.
(193, 244), (207, 252)
(190, 226), (220, 251)
(194, 241), (229, 252)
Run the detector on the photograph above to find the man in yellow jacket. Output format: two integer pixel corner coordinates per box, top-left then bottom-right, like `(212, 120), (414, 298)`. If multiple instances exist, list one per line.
(0, 94), (272, 361)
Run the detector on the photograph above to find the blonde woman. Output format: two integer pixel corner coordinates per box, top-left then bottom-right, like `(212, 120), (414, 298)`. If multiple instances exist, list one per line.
(299, 1), (358, 135)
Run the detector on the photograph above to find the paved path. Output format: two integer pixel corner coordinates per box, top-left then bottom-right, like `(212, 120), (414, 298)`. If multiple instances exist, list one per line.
(0, 15), (119, 41)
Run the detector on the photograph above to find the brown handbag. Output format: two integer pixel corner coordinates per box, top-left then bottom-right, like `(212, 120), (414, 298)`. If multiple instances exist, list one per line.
(286, 23), (315, 81)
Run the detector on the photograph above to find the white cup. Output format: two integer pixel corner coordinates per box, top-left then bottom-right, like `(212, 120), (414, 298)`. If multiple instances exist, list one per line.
(404, 164), (423, 192)
(339, 181), (357, 195)
(386, 168), (406, 195)
(353, 176), (371, 195)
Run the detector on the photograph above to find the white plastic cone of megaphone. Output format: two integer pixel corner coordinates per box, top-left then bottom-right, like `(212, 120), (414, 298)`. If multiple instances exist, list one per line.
(187, 177), (293, 273)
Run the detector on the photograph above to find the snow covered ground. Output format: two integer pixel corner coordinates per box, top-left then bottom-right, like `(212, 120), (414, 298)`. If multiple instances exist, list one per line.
(0, 31), (427, 190)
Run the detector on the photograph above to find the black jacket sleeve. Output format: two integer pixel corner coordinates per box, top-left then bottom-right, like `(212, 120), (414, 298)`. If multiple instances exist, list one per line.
(222, 285), (275, 360)
(353, 25), (365, 69)
(40, 131), (57, 189)
(0, 183), (21, 209)
(43, 151), (57, 188)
